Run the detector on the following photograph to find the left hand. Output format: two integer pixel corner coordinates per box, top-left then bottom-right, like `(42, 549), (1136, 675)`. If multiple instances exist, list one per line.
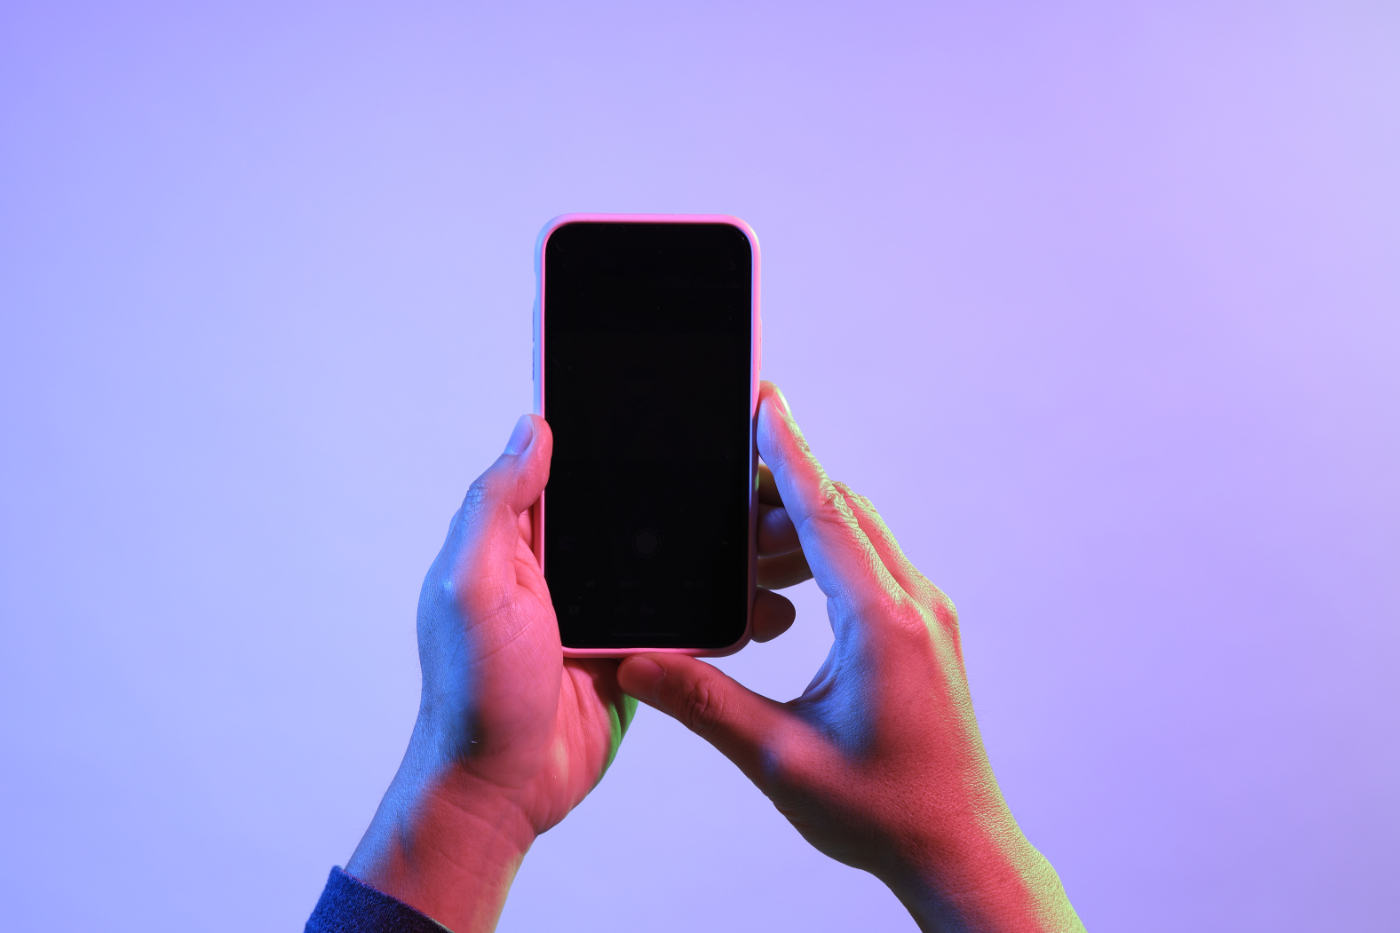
(345, 414), (630, 933)
(344, 413), (804, 932)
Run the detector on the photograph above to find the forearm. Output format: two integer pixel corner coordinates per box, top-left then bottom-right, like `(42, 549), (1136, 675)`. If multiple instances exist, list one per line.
(346, 729), (536, 933)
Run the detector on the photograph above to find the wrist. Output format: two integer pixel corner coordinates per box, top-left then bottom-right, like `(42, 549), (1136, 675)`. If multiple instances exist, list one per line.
(883, 818), (1082, 933)
(346, 728), (537, 933)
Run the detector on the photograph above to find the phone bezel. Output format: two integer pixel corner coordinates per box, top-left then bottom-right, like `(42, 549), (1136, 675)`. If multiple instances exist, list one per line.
(532, 214), (762, 657)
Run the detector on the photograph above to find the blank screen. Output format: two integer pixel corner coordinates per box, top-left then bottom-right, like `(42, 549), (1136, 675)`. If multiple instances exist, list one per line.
(542, 222), (753, 649)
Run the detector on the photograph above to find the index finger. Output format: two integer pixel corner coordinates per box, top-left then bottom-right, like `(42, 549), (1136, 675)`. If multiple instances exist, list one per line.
(755, 382), (902, 615)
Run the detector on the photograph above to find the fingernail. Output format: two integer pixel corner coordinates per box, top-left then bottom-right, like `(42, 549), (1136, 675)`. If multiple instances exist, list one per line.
(504, 415), (534, 455)
(771, 385), (793, 419)
(620, 657), (665, 702)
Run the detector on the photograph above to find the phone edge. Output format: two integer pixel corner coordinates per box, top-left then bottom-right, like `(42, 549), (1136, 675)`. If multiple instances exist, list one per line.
(533, 213), (762, 658)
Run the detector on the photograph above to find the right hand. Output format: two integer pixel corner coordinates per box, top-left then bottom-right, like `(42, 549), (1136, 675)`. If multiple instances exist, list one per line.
(617, 383), (1084, 933)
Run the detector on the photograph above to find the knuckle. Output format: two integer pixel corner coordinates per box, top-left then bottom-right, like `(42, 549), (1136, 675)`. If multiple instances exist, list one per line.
(929, 586), (959, 630)
(676, 676), (725, 735)
(815, 477), (847, 512)
(434, 570), (459, 605)
(756, 744), (794, 793)
(859, 585), (934, 644)
(754, 729), (806, 793)
(887, 593), (933, 637)
(798, 479), (856, 536)
(456, 471), (518, 537)
(416, 567), (460, 627)
(422, 550), (469, 607)
(460, 476), (493, 522)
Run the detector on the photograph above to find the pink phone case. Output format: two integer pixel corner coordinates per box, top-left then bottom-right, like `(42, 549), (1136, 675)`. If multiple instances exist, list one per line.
(533, 213), (762, 658)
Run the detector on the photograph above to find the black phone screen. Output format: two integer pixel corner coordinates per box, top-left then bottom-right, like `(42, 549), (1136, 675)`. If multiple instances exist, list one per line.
(541, 221), (754, 650)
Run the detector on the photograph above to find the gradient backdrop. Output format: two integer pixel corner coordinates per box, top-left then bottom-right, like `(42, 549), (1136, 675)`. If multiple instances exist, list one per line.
(2, 2), (1397, 930)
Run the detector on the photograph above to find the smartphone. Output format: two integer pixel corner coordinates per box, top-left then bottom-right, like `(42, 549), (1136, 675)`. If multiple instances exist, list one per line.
(532, 214), (761, 657)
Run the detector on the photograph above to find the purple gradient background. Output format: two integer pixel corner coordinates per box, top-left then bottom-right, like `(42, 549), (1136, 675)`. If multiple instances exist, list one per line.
(2, 2), (1397, 930)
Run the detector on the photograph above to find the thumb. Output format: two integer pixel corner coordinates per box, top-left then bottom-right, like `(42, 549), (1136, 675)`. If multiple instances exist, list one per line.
(618, 654), (787, 783)
(492, 413), (552, 514)
(456, 414), (552, 531)
(440, 414), (552, 604)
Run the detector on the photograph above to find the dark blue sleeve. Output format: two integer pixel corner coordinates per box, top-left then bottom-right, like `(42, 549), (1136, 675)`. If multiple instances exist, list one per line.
(305, 867), (450, 933)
